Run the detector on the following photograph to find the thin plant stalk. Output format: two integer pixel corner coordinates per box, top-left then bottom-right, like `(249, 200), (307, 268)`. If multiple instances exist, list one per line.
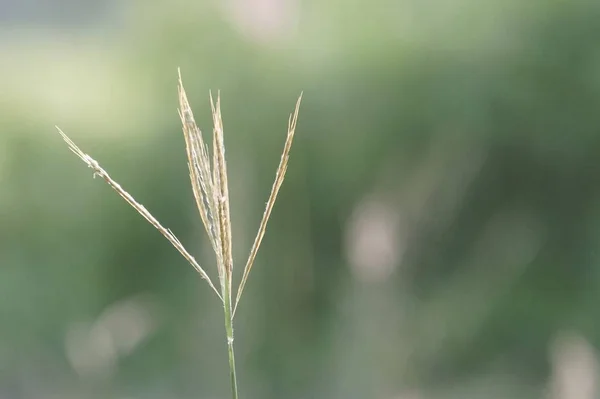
(58, 70), (301, 399)
(223, 280), (238, 399)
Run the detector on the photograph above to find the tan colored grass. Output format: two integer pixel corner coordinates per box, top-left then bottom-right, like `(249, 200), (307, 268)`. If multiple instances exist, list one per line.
(58, 70), (301, 398)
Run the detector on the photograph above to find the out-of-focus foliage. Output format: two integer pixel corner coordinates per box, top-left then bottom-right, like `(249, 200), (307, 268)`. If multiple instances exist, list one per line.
(2, 0), (600, 398)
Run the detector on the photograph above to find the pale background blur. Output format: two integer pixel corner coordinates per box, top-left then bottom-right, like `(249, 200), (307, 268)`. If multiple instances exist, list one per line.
(2, 0), (600, 398)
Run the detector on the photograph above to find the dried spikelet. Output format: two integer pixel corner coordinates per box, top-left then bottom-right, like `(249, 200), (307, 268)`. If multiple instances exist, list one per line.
(177, 71), (223, 271)
(56, 127), (223, 301)
(210, 92), (234, 300)
(233, 93), (303, 315)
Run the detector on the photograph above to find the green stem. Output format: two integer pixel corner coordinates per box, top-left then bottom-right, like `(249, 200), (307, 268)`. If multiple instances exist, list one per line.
(223, 286), (239, 399)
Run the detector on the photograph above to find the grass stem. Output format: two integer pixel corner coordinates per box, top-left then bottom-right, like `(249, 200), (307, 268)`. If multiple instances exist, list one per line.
(223, 283), (239, 399)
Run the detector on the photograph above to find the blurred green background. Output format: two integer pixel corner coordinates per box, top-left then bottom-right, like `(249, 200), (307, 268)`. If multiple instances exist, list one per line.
(3, 0), (600, 398)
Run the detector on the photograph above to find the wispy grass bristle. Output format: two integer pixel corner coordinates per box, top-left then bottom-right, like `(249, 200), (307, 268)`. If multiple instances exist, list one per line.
(233, 92), (303, 315)
(56, 127), (223, 301)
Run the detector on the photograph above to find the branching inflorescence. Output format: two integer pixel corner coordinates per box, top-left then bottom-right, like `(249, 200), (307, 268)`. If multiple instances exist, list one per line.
(58, 70), (302, 399)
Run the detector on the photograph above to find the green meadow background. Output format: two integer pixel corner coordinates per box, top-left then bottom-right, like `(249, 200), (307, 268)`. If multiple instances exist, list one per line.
(2, 0), (600, 398)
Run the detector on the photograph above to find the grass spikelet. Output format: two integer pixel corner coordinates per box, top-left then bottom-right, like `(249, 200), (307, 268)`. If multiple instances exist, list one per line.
(56, 127), (223, 300)
(233, 93), (303, 315)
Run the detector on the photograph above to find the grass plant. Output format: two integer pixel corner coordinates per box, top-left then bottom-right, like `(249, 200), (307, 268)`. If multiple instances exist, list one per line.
(57, 70), (302, 399)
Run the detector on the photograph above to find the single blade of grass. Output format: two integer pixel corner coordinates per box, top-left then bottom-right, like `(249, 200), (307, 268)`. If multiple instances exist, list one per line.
(56, 127), (223, 302)
(233, 93), (302, 316)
